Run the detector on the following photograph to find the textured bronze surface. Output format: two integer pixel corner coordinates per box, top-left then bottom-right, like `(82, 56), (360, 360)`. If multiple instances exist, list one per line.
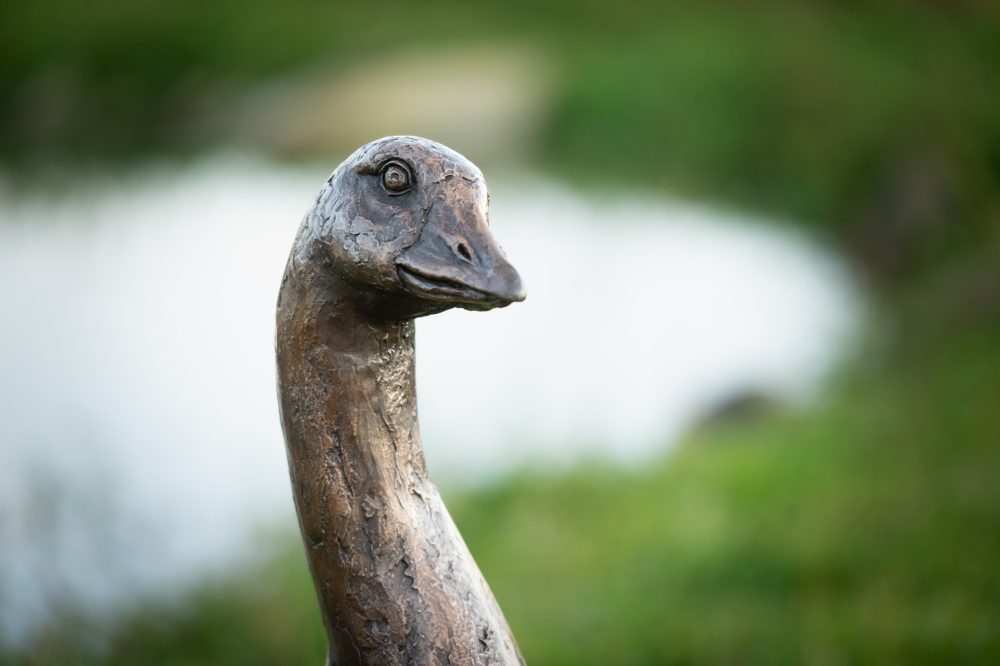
(276, 136), (526, 665)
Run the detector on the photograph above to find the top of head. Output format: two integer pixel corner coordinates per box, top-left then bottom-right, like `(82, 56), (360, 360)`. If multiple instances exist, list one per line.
(297, 136), (525, 315)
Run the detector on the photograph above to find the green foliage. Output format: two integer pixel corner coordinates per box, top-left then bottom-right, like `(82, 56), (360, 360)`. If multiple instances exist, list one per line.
(456, 338), (1000, 664)
(545, 7), (999, 231)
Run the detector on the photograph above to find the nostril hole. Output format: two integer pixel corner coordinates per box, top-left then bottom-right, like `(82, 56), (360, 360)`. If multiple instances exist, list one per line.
(456, 242), (473, 263)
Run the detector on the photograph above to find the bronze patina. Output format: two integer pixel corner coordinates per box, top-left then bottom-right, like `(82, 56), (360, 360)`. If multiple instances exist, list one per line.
(276, 136), (526, 665)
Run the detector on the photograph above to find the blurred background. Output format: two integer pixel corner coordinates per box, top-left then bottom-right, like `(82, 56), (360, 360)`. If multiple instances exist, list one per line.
(1, 1), (998, 664)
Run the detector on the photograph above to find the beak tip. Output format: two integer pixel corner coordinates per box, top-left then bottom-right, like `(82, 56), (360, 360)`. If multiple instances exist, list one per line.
(493, 267), (526, 305)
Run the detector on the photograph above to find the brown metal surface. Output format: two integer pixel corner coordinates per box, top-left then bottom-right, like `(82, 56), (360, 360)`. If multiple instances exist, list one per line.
(276, 136), (526, 665)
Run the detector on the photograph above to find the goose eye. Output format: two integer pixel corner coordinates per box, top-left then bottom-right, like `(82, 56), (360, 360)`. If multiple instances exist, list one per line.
(380, 162), (411, 194)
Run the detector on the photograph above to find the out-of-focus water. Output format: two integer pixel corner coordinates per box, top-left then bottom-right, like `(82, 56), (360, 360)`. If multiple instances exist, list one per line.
(0, 155), (859, 645)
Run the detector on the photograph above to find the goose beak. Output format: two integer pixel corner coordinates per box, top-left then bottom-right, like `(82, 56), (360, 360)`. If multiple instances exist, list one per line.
(395, 205), (526, 310)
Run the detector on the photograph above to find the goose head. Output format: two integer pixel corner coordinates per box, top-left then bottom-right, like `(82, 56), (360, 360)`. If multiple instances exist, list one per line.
(303, 135), (525, 317)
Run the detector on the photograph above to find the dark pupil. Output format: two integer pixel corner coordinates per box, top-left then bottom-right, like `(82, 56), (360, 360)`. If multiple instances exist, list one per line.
(384, 165), (408, 191)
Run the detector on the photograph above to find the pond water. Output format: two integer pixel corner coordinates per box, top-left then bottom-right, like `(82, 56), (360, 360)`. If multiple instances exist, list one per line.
(0, 155), (860, 645)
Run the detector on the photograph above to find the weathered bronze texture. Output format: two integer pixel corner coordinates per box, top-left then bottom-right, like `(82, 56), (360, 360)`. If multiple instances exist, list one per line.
(276, 136), (526, 665)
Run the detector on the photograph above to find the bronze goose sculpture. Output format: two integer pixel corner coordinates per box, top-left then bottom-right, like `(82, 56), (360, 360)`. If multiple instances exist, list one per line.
(276, 136), (526, 665)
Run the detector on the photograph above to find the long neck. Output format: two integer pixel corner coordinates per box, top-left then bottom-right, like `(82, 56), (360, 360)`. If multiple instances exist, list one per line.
(276, 250), (522, 666)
